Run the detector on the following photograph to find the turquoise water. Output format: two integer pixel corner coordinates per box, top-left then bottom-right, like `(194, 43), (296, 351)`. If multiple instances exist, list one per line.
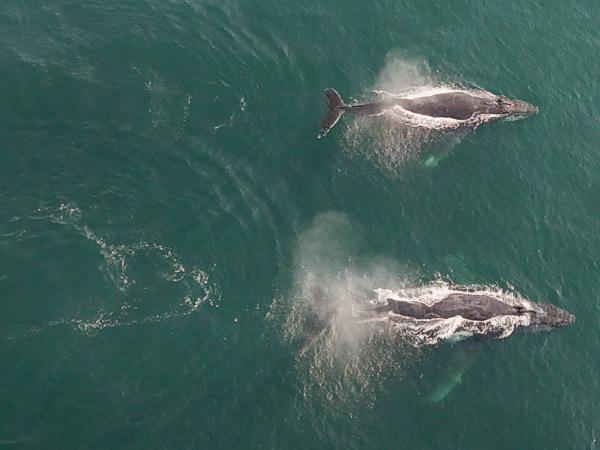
(1, 1), (600, 448)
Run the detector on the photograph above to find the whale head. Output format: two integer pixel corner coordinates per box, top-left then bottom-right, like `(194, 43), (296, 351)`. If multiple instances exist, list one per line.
(526, 302), (575, 328)
(489, 95), (539, 120)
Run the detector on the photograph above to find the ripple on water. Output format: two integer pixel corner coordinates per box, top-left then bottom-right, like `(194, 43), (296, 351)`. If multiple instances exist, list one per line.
(4, 203), (219, 339)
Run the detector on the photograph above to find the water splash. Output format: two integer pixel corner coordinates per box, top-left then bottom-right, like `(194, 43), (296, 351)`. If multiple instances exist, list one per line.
(356, 282), (536, 346)
(341, 54), (502, 171)
(271, 212), (539, 406)
(270, 212), (419, 405)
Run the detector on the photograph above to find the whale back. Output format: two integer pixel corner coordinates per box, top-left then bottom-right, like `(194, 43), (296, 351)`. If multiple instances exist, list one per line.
(430, 293), (517, 320)
(400, 92), (498, 120)
(387, 293), (518, 321)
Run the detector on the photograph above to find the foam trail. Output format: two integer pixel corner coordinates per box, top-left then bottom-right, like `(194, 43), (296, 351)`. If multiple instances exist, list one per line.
(6, 203), (220, 340)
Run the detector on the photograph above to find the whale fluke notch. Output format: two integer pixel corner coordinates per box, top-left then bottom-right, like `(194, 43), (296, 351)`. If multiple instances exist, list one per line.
(318, 88), (347, 139)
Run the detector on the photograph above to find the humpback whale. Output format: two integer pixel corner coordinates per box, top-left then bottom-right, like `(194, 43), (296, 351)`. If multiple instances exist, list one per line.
(375, 292), (574, 329)
(318, 88), (538, 138)
(296, 290), (574, 354)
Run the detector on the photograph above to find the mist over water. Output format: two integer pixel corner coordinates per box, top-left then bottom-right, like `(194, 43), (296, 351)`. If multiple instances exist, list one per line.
(342, 54), (470, 170)
(267, 213), (414, 403)
(375, 53), (433, 95)
(280, 212), (540, 356)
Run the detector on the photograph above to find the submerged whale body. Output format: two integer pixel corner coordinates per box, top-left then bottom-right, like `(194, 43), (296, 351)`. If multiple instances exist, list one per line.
(318, 88), (538, 138)
(375, 292), (574, 334)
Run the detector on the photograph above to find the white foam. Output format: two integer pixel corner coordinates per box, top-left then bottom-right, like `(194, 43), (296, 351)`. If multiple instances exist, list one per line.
(271, 212), (541, 406)
(356, 281), (536, 346)
(19, 203), (220, 336)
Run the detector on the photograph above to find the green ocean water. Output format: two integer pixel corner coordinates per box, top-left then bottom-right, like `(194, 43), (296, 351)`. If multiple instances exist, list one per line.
(2, 0), (600, 448)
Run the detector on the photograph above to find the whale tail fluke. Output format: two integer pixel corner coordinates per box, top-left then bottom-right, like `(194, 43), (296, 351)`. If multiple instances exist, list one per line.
(325, 88), (345, 109)
(318, 88), (346, 139)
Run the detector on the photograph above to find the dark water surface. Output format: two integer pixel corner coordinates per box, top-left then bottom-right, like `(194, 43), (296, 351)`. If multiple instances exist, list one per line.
(1, 1), (600, 448)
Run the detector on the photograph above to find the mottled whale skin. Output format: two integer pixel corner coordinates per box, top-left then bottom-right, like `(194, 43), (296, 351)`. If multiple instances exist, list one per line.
(376, 293), (575, 329)
(318, 88), (538, 138)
